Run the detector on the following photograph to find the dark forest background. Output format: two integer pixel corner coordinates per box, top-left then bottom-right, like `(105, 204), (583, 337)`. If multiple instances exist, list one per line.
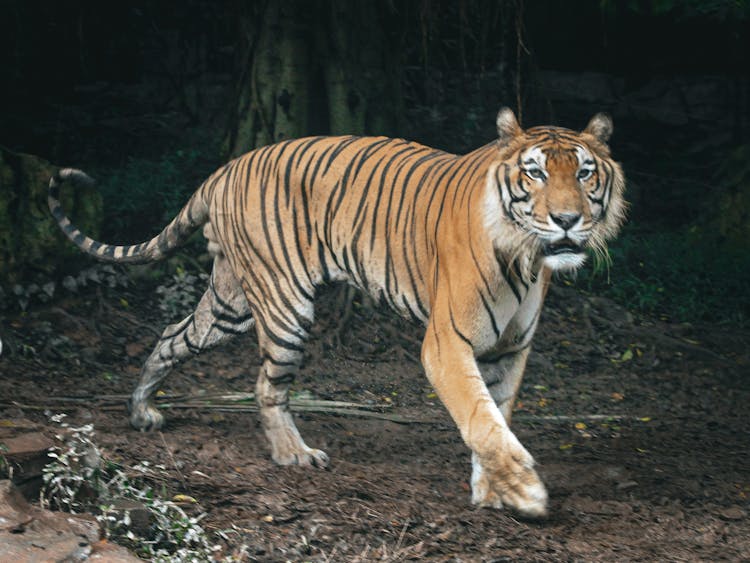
(1, 0), (749, 324)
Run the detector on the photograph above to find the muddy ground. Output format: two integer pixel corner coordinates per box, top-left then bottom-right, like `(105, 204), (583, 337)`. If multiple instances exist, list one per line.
(1, 276), (749, 561)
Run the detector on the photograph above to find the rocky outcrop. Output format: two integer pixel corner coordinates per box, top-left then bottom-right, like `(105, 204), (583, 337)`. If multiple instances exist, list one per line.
(0, 147), (102, 287)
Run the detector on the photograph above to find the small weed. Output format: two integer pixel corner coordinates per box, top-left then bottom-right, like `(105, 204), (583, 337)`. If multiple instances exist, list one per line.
(0, 264), (129, 312)
(156, 266), (209, 321)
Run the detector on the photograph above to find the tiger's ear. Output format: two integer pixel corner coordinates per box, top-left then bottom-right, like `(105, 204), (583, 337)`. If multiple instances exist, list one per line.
(496, 107), (521, 141)
(584, 113), (613, 144)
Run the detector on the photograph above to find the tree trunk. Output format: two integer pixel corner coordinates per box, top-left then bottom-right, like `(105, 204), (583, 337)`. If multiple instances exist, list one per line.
(223, 1), (402, 158)
(322, 2), (401, 136)
(224, 1), (313, 157)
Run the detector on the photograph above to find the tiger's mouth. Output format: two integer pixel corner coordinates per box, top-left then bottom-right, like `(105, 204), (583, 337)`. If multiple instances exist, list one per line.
(542, 239), (584, 256)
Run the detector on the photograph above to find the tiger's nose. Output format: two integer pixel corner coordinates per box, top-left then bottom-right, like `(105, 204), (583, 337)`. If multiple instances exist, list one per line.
(550, 212), (581, 231)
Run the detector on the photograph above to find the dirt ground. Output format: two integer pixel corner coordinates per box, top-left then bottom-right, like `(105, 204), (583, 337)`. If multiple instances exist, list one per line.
(1, 277), (749, 562)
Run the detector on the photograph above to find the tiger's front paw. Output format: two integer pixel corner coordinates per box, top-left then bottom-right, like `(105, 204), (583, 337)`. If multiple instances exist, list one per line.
(128, 399), (165, 431)
(470, 443), (548, 519)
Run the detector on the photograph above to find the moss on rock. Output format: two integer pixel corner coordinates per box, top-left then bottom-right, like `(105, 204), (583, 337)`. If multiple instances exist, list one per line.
(0, 147), (102, 286)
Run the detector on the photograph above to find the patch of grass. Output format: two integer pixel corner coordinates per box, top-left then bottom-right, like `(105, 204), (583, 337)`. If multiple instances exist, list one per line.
(580, 224), (750, 325)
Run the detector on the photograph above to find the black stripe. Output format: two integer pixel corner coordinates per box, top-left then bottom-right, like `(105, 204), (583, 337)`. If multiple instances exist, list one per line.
(317, 241), (331, 283)
(449, 307), (473, 348)
(401, 295), (424, 324)
(512, 259), (529, 292)
(210, 308), (253, 325)
(266, 373), (296, 385)
(290, 204), (316, 287)
(368, 145), (418, 254)
(308, 142), (335, 191)
(478, 342), (531, 364)
(496, 255), (522, 303)
(214, 323), (249, 336)
(480, 293), (500, 339)
(272, 169), (315, 301)
(254, 314), (305, 353)
(323, 136), (360, 175)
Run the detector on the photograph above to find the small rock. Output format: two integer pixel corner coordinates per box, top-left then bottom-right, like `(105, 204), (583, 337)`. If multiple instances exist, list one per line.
(718, 506), (745, 521)
(107, 498), (153, 536)
(0, 480), (141, 561)
(616, 480), (639, 491)
(0, 432), (55, 500)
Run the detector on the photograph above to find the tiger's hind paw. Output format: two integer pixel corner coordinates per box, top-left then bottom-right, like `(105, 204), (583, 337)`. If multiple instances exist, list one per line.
(128, 400), (165, 431)
(273, 446), (330, 469)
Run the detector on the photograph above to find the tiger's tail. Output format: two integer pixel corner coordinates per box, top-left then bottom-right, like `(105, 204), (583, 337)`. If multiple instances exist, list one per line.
(48, 168), (209, 264)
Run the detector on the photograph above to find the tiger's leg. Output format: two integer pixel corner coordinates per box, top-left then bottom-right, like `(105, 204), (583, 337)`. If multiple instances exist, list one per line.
(469, 273), (548, 513)
(478, 347), (531, 425)
(129, 257), (253, 430)
(421, 321), (547, 518)
(472, 347), (534, 508)
(252, 306), (329, 468)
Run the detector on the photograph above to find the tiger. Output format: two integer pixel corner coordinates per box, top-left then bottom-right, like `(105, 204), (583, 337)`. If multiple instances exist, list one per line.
(49, 108), (626, 518)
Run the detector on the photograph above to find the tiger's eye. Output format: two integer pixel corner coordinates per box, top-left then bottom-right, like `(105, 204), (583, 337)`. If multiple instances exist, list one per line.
(526, 168), (544, 180)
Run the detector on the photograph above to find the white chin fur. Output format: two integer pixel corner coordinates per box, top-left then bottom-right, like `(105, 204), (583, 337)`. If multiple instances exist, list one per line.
(543, 252), (588, 271)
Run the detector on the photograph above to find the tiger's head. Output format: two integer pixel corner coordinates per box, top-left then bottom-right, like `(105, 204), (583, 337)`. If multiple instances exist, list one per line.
(486, 108), (626, 272)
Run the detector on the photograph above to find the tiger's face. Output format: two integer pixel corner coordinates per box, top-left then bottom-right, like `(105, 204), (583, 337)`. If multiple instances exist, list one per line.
(489, 108), (626, 272)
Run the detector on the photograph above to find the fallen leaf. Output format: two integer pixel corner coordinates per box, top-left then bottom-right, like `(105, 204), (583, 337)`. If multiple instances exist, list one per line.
(435, 528), (453, 541)
(172, 494), (197, 503)
(126, 342), (145, 357)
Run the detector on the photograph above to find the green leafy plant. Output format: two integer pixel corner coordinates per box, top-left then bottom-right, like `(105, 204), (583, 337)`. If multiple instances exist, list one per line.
(156, 266), (209, 321)
(41, 413), (239, 561)
(580, 224), (750, 324)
